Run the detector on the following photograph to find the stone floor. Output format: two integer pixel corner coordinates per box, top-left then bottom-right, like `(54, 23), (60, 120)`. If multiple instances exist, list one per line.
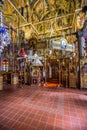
(0, 85), (87, 130)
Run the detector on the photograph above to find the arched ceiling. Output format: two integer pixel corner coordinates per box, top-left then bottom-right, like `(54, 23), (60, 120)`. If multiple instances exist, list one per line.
(1, 0), (87, 40)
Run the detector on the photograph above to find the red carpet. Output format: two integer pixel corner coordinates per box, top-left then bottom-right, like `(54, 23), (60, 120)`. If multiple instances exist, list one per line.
(44, 82), (58, 88)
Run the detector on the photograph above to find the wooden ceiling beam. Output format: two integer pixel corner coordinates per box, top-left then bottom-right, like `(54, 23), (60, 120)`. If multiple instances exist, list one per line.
(34, 13), (74, 25)
(18, 23), (38, 35)
(19, 13), (74, 28)
(7, 0), (38, 35)
(38, 26), (72, 35)
(19, 13), (74, 37)
(7, 0), (27, 23)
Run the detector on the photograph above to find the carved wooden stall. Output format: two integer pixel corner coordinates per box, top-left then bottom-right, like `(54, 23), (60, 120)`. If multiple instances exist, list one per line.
(80, 60), (87, 89)
(31, 66), (41, 86)
(69, 62), (77, 88)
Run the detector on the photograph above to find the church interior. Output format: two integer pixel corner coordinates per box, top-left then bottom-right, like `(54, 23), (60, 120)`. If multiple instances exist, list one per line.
(0, 0), (87, 130)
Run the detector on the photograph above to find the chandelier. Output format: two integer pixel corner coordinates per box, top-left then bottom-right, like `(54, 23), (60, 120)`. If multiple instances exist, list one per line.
(0, 11), (11, 56)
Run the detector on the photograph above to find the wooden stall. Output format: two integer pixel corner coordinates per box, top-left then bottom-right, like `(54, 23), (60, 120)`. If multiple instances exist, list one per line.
(80, 62), (87, 89)
(31, 66), (42, 86)
(0, 75), (3, 90)
(69, 62), (77, 88)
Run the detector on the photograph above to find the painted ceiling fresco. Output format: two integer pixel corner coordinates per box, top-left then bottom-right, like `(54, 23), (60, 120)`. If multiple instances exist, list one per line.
(1, 0), (87, 40)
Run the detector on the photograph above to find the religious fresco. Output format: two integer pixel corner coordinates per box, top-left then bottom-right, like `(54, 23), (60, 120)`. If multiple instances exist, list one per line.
(76, 11), (85, 30)
(2, 0), (84, 39)
(31, 0), (82, 22)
